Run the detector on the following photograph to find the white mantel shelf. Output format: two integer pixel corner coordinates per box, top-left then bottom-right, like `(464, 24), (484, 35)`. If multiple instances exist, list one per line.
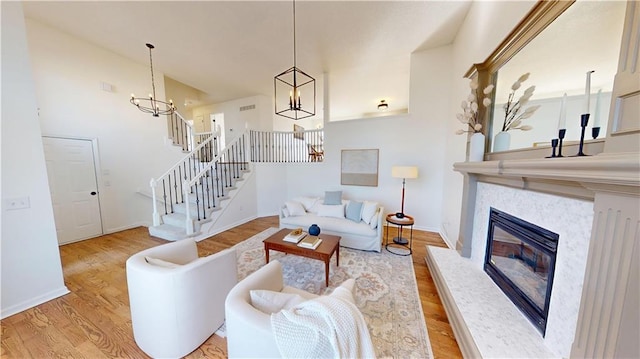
(454, 152), (640, 199)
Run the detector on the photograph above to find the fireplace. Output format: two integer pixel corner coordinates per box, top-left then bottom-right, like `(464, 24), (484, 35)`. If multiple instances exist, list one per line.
(484, 207), (559, 335)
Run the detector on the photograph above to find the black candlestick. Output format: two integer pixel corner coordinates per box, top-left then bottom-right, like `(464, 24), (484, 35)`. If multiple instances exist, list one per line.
(546, 139), (559, 158)
(557, 129), (566, 157)
(592, 126), (600, 139)
(574, 114), (590, 156)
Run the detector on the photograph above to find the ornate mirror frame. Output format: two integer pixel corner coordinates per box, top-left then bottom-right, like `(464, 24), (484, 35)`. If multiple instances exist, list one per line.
(461, 0), (616, 161)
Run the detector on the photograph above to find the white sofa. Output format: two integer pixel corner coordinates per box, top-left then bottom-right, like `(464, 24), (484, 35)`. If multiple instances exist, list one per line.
(126, 239), (237, 358)
(279, 196), (384, 252)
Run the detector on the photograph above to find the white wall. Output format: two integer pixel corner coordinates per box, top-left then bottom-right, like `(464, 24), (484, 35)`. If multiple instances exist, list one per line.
(440, 1), (537, 247)
(25, 18), (186, 233)
(1, 2), (69, 318)
(261, 45), (453, 232)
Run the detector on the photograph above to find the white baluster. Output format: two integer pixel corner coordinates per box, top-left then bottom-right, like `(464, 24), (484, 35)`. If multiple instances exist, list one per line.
(183, 180), (194, 235)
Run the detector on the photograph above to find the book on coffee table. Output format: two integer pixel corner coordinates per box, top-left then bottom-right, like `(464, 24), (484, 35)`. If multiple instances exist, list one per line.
(284, 229), (306, 243)
(298, 235), (322, 250)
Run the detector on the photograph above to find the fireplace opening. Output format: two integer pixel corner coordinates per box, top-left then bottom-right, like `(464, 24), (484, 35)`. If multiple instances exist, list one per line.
(484, 208), (559, 335)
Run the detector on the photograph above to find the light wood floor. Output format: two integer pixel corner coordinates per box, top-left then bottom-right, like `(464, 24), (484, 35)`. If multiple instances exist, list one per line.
(1, 216), (462, 358)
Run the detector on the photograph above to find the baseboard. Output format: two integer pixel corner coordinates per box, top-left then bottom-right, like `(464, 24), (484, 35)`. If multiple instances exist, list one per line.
(438, 230), (456, 249)
(105, 222), (150, 233)
(412, 225), (440, 233)
(1, 286), (70, 319)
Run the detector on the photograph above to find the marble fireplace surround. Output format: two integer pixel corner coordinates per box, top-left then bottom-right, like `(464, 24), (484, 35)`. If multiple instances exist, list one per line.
(427, 152), (639, 358)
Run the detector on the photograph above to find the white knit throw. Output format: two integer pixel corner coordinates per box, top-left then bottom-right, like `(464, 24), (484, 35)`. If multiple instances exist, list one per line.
(271, 294), (376, 359)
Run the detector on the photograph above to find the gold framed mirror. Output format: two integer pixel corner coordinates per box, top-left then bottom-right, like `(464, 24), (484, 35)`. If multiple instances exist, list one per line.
(466, 0), (627, 156)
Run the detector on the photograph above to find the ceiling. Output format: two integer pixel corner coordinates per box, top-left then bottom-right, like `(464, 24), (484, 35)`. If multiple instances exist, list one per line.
(22, 1), (472, 120)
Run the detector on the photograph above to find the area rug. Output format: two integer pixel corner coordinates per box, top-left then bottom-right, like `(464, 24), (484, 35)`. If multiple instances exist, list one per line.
(230, 227), (433, 358)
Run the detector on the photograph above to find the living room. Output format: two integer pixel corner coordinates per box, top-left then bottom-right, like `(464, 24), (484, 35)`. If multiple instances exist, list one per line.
(3, 0), (638, 358)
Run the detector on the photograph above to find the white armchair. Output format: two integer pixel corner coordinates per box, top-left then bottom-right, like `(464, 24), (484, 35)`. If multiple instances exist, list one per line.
(126, 239), (237, 358)
(225, 260), (318, 358)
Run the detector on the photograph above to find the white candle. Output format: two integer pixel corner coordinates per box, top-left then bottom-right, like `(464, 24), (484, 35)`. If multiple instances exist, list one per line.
(593, 89), (602, 127)
(558, 93), (567, 130)
(585, 70), (594, 114)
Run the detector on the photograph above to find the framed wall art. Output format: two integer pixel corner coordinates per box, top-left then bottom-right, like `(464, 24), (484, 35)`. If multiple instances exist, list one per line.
(341, 149), (379, 186)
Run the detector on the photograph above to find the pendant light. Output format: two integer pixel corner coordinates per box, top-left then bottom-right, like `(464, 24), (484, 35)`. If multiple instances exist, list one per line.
(130, 43), (175, 117)
(274, 0), (316, 120)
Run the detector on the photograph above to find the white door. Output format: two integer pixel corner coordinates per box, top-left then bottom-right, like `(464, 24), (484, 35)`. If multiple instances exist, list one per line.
(42, 137), (103, 245)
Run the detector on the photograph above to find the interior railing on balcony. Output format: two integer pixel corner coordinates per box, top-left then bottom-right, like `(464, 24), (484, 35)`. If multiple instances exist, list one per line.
(250, 128), (324, 163)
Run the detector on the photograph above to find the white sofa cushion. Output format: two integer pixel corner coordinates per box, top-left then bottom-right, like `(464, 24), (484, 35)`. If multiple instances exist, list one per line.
(285, 200), (306, 216)
(293, 196), (319, 211)
(317, 204), (345, 218)
(361, 201), (378, 224)
(250, 290), (306, 314)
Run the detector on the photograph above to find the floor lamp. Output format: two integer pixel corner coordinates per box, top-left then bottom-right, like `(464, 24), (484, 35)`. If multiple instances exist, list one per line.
(392, 166), (419, 218)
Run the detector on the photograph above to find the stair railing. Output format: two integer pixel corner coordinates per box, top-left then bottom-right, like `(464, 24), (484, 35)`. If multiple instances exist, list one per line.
(250, 128), (324, 163)
(150, 133), (217, 227)
(183, 131), (248, 235)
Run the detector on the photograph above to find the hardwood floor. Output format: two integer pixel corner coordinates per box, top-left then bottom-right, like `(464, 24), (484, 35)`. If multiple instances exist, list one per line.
(1, 216), (462, 358)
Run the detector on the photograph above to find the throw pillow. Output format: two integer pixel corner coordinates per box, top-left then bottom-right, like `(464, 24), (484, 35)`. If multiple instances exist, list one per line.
(323, 191), (342, 205)
(144, 256), (180, 268)
(250, 290), (306, 314)
(285, 200), (306, 216)
(293, 196), (319, 211)
(369, 208), (379, 229)
(345, 201), (363, 222)
(317, 204), (345, 218)
(281, 206), (290, 218)
(329, 278), (356, 304)
(361, 201), (378, 225)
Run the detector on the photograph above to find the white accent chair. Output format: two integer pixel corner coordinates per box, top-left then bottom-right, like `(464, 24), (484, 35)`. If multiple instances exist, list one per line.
(225, 260), (319, 358)
(126, 239), (237, 358)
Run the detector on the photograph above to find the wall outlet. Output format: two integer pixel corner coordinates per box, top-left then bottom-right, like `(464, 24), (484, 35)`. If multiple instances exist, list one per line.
(4, 196), (30, 210)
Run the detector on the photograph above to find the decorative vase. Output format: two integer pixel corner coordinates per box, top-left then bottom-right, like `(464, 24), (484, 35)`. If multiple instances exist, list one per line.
(308, 224), (321, 236)
(493, 131), (511, 152)
(468, 132), (485, 162)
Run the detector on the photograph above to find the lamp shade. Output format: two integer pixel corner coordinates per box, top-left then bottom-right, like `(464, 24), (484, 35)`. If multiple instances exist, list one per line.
(392, 166), (418, 179)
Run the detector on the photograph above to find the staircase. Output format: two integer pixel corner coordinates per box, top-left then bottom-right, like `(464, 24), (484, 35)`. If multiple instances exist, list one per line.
(148, 115), (325, 241)
(148, 112), (250, 241)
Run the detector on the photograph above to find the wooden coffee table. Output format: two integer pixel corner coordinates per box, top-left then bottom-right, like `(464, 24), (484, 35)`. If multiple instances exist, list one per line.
(263, 229), (341, 287)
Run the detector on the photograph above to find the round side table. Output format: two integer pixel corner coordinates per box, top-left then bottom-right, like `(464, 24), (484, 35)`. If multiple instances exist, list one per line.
(385, 213), (414, 256)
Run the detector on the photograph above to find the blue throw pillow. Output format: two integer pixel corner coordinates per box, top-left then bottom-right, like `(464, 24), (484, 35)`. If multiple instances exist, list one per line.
(346, 201), (363, 222)
(324, 191), (342, 205)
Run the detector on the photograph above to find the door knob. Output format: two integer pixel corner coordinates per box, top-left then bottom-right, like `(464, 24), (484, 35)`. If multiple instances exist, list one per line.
(90, 191), (97, 195)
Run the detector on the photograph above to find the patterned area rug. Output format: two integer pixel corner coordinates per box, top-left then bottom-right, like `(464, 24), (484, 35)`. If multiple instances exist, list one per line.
(230, 227), (433, 358)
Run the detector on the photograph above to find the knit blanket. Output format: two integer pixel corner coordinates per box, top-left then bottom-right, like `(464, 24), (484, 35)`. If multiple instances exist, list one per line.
(271, 295), (376, 358)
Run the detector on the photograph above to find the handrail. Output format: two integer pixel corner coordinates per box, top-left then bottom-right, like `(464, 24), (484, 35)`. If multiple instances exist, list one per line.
(182, 131), (248, 234)
(150, 127), (217, 227)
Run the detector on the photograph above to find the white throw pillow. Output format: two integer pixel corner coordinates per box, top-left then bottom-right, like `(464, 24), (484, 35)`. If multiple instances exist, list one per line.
(361, 201), (378, 225)
(144, 256), (180, 268)
(317, 204), (345, 218)
(285, 201), (306, 216)
(281, 206), (290, 218)
(329, 278), (356, 304)
(369, 208), (379, 229)
(293, 196), (319, 211)
(250, 290), (306, 314)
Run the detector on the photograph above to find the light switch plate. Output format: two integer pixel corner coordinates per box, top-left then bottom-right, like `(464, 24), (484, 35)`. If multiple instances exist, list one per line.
(4, 196), (30, 210)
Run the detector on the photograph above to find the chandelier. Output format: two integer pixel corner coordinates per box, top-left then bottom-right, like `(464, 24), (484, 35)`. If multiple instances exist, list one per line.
(130, 43), (175, 117)
(274, 0), (315, 120)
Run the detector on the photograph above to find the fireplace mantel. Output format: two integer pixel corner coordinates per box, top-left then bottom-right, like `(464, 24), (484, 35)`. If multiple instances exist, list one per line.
(454, 152), (640, 200)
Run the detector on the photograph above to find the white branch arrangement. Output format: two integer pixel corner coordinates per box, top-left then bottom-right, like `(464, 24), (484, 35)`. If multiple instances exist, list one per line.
(500, 73), (540, 132)
(455, 79), (494, 135)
